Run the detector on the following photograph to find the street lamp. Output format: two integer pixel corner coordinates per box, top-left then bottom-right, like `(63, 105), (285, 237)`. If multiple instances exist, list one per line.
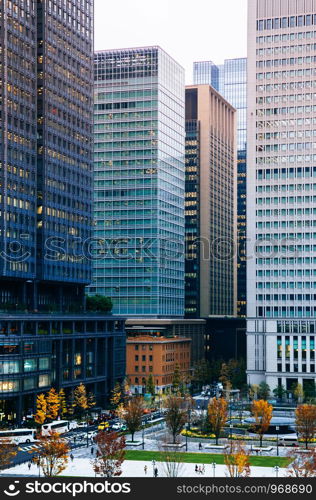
(152, 460), (156, 477)
(274, 466), (280, 478)
(142, 423), (145, 450)
(211, 462), (216, 478)
(276, 426), (280, 457)
(230, 424), (233, 453)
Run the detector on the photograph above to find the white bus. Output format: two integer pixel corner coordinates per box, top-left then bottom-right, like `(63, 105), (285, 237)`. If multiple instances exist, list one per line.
(278, 435), (298, 447)
(0, 429), (37, 445)
(41, 420), (72, 436)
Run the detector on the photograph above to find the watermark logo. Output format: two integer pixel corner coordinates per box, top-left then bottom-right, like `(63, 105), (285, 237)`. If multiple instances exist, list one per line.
(4, 481), (20, 497)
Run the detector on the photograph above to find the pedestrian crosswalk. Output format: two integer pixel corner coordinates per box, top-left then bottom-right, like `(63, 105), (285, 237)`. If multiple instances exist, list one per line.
(19, 444), (40, 452)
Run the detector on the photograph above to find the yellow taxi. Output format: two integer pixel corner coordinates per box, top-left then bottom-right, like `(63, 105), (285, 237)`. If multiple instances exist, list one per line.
(97, 421), (110, 431)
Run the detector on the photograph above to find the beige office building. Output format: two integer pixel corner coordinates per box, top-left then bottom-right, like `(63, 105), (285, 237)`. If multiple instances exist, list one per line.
(247, 0), (316, 396)
(185, 85), (237, 318)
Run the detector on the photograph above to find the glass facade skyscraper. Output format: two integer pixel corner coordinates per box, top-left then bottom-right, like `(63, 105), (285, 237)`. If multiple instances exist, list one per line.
(0, 0), (126, 422)
(247, 0), (316, 396)
(193, 58), (248, 317)
(193, 61), (220, 90)
(92, 47), (185, 317)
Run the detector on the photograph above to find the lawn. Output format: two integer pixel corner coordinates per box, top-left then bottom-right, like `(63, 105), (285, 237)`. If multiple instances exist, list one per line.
(125, 450), (290, 468)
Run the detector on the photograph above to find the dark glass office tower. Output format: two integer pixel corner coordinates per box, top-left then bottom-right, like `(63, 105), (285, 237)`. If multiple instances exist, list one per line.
(0, 0), (126, 422)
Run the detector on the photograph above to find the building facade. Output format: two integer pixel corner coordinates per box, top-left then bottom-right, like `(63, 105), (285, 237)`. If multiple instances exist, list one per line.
(247, 0), (316, 396)
(126, 335), (191, 394)
(193, 60), (220, 90)
(0, 0), (126, 421)
(91, 47), (185, 317)
(125, 318), (206, 365)
(185, 85), (237, 318)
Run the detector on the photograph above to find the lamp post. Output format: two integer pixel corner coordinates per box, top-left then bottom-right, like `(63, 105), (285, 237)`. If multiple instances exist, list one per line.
(142, 422), (145, 450)
(152, 460), (156, 477)
(211, 462), (216, 478)
(276, 426), (279, 457)
(274, 465), (279, 478)
(230, 424), (233, 452)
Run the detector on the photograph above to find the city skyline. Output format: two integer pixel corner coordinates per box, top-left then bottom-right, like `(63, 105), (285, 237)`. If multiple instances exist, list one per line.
(94, 0), (247, 83)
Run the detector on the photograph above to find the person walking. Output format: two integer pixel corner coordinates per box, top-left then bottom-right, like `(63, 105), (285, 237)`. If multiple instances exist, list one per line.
(154, 467), (158, 477)
(199, 442), (203, 451)
(195, 464), (198, 473)
(91, 447), (94, 455)
(28, 462), (31, 471)
(70, 453), (74, 462)
(144, 465), (148, 475)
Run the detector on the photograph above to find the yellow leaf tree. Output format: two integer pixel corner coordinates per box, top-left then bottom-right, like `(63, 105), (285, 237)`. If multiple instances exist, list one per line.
(0, 439), (17, 469)
(35, 393), (47, 425)
(31, 432), (70, 477)
(46, 388), (60, 421)
(58, 389), (68, 418)
(208, 397), (228, 445)
(251, 399), (273, 447)
(224, 441), (251, 478)
(111, 382), (122, 409)
(73, 383), (88, 419)
(295, 404), (316, 449)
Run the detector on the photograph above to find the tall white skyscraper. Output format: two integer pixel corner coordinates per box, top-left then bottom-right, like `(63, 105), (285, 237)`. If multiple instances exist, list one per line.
(247, 0), (316, 398)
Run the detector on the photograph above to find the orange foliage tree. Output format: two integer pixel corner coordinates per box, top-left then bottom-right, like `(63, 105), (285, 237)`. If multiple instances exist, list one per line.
(208, 397), (228, 445)
(46, 388), (60, 421)
(164, 394), (188, 444)
(93, 431), (126, 477)
(295, 404), (316, 450)
(224, 441), (251, 478)
(0, 439), (17, 469)
(31, 431), (70, 477)
(35, 393), (47, 425)
(287, 448), (316, 477)
(251, 399), (273, 447)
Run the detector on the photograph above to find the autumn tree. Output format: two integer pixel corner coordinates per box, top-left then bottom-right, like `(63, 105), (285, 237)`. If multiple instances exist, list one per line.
(146, 374), (155, 398)
(58, 389), (68, 418)
(224, 441), (251, 478)
(46, 388), (60, 421)
(93, 431), (125, 477)
(123, 397), (143, 442)
(111, 382), (122, 409)
(172, 364), (181, 394)
(73, 383), (88, 419)
(257, 382), (270, 401)
(32, 432), (69, 477)
(219, 363), (232, 393)
(251, 399), (273, 447)
(287, 448), (316, 478)
(293, 383), (305, 404)
(248, 384), (259, 401)
(164, 394), (188, 445)
(295, 404), (316, 449)
(208, 397), (228, 445)
(0, 439), (17, 469)
(88, 391), (96, 412)
(35, 393), (47, 425)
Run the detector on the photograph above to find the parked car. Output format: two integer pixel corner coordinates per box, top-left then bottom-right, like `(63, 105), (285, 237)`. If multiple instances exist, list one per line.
(111, 422), (127, 431)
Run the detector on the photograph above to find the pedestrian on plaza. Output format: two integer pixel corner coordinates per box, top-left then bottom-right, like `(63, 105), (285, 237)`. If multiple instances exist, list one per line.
(91, 447), (94, 455)
(154, 467), (158, 477)
(70, 453), (74, 462)
(199, 442), (202, 451)
(28, 462), (31, 471)
(144, 465), (148, 475)
(195, 464), (198, 473)
(202, 464), (205, 475)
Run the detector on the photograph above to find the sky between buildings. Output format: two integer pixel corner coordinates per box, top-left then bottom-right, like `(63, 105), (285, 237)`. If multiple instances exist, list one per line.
(94, 0), (248, 83)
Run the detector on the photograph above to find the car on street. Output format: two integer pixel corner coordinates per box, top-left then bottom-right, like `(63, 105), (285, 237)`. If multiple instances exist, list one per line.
(98, 421), (110, 431)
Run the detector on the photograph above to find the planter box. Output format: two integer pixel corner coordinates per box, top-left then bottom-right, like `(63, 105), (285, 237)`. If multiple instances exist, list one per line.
(126, 441), (143, 447)
(204, 444), (229, 450)
(161, 443), (186, 449)
(251, 446), (273, 452)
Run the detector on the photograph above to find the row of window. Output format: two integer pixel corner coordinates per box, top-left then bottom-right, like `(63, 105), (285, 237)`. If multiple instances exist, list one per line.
(257, 15), (316, 31)
(257, 68), (316, 79)
(258, 105), (316, 115)
(257, 43), (316, 56)
(257, 155), (316, 165)
(257, 31), (316, 44)
(257, 56), (316, 67)
(258, 306), (316, 317)
(0, 376), (51, 393)
(258, 294), (316, 301)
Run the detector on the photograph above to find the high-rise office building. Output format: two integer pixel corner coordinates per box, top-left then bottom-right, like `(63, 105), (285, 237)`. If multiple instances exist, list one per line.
(91, 47), (185, 317)
(185, 85), (237, 318)
(193, 60), (220, 90)
(0, 0), (126, 421)
(221, 58), (248, 318)
(195, 58), (248, 317)
(247, 0), (316, 396)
